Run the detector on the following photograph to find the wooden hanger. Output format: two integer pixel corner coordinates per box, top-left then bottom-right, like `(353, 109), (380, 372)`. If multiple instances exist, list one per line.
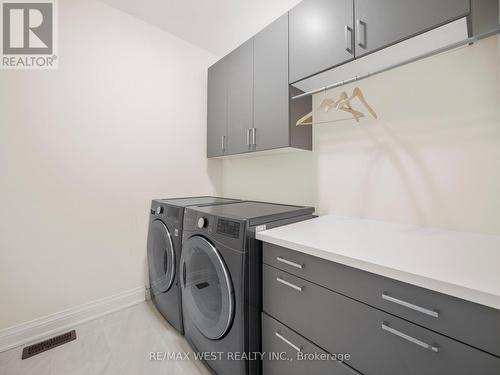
(335, 91), (364, 123)
(337, 87), (377, 119)
(296, 90), (362, 126)
(295, 90), (335, 125)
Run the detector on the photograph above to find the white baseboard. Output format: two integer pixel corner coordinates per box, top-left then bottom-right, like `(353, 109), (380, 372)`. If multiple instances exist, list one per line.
(0, 286), (146, 353)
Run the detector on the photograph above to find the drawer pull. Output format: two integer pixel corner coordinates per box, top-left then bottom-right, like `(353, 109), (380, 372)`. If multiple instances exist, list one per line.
(382, 323), (439, 353)
(382, 292), (439, 318)
(276, 256), (304, 269)
(275, 332), (302, 352)
(276, 277), (303, 292)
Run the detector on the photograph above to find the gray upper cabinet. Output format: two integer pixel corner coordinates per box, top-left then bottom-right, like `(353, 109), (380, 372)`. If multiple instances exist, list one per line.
(226, 39), (254, 155)
(207, 60), (227, 158)
(207, 14), (312, 158)
(289, 0), (354, 83)
(208, 0), (492, 157)
(354, 0), (470, 57)
(253, 14), (289, 152)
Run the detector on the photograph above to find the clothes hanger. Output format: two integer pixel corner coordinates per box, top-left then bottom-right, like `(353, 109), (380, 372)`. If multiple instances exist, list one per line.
(296, 88), (335, 126)
(296, 89), (361, 126)
(338, 103), (364, 123)
(335, 91), (364, 123)
(337, 87), (377, 119)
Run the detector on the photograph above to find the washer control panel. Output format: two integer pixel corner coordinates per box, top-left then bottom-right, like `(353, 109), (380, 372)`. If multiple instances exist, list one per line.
(216, 219), (240, 239)
(182, 209), (245, 249)
(197, 217), (208, 229)
(150, 205), (164, 216)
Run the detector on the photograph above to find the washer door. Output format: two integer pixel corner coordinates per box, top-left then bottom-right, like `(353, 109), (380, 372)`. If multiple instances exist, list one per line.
(181, 235), (234, 340)
(147, 219), (175, 293)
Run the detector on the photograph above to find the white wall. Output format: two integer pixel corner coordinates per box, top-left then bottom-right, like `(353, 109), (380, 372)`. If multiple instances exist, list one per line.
(0, 0), (221, 330)
(221, 35), (500, 235)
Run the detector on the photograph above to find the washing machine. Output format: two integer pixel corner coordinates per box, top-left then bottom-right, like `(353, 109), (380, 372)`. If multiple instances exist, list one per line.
(147, 197), (239, 334)
(180, 201), (314, 375)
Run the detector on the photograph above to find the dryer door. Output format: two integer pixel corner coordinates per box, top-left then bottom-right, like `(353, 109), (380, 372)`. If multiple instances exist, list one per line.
(147, 219), (175, 293)
(181, 235), (234, 340)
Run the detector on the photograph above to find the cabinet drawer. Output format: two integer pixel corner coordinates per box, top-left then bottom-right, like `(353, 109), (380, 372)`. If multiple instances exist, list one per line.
(262, 313), (359, 375)
(263, 242), (500, 357)
(263, 264), (500, 375)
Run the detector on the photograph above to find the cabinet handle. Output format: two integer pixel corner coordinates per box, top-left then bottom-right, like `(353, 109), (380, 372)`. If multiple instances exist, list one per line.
(252, 128), (257, 147)
(276, 277), (303, 292)
(381, 322), (439, 353)
(221, 135), (226, 151)
(344, 25), (353, 53)
(382, 293), (439, 318)
(246, 129), (251, 147)
(356, 19), (366, 48)
(276, 256), (304, 269)
(275, 332), (302, 352)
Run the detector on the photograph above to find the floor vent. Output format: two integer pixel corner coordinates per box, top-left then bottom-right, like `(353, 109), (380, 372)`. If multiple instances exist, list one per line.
(22, 330), (77, 360)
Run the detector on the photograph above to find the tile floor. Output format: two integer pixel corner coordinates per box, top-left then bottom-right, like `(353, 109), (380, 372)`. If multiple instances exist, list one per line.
(0, 301), (210, 375)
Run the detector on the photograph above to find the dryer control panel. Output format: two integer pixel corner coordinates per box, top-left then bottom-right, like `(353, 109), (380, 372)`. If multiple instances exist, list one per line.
(216, 219), (240, 239)
(183, 209), (246, 251)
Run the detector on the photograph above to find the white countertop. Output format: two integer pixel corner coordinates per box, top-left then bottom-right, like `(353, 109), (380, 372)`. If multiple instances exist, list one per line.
(256, 215), (500, 310)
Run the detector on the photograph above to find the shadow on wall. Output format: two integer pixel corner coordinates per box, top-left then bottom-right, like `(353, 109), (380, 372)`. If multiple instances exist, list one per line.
(221, 35), (500, 235)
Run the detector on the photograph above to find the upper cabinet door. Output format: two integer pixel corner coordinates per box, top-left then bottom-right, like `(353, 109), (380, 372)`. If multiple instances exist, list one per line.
(354, 0), (470, 57)
(226, 39), (254, 155)
(254, 14), (289, 152)
(207, 59), (227, 158)
(289, 0), (354, 83)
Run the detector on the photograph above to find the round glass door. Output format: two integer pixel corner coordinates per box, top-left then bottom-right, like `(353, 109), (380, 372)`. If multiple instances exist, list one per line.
(181, 236), (234, 340)
(147, 219), (175, 293)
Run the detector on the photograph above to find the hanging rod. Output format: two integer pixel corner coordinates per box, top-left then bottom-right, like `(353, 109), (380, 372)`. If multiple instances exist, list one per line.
(292, 27), (500, 100)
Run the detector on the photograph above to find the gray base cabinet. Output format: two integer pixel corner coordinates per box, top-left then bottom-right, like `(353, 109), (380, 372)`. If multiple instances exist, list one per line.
(261, 243), (500, 375)
(289, 0), (354, 83)
(262, 313), (356, 375)
(263, 242), (500, 357)
(354, 0), (470, 57)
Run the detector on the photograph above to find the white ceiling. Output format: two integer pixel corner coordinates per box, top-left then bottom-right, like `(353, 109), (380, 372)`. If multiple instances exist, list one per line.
(99, 0), (302, 57)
